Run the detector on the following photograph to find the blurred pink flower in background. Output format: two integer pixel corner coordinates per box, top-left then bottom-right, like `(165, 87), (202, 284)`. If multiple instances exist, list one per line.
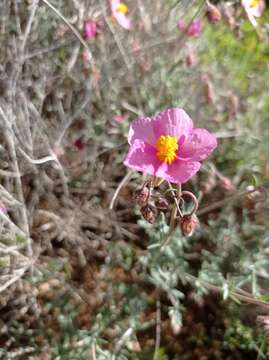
(52, 145), (64, 158)
(241, 0), (265, 26)
(84, 20), (97, 40)
(110, 0), (131, 30)
(74, 137), (86, 151)
(113, 114), (127, 123)
(206, 3), (222, 24)
(0, 205), (8, 214)
(178, 19), (202, 37)
(124, 108), (217, 184)
(82, 48), (91, 66)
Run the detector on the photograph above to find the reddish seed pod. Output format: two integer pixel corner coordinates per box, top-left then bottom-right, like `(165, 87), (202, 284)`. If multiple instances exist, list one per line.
(180, 214), (199, 237)
(206, 3), (222, 24)
(133, 185), (149, 207)
(155, 197), (169, 210)
(140, 205), (158, 224)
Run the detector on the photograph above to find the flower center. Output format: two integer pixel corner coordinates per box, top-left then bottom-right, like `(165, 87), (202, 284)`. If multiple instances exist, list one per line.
(117, 2), (129, 14)
(156, 135), (178, 164)
(250, 0), (260, 8)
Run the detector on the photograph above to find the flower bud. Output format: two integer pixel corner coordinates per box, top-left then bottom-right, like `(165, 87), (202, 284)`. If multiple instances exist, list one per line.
(219, 177), (235, 192)
(222, 5), (235, 29)
(257, 316), (269, 328)
(169, 309), (182, 335)
(206, 3), (222, 24)
(140, 205), (158, 224)
(257, 316), (269, 341)
(202, 75), (215, 105)
(133, 185), (149, 207)
(186, 52), (196, 67)
(155, 197), (169, 210)
(228, 93), (239, 120)
(243, 188), (267, 210)
(200, 175), (216, 194)
(180, 214), (199, 237)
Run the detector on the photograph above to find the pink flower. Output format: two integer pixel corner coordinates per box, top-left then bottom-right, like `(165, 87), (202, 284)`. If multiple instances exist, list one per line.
(84, 20), (97, 40)
(110, 0), (131, 30)
(124, 108), (217, 184)
(178, 19), (202, 37)
(241, 0), (265, 27)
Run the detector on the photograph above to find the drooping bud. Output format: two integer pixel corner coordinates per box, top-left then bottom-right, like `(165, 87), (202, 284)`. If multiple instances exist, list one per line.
(222, 5), (235, 29)
(186, 51), (196, 67)
(169, 308), (182, 335)
(200, 175), (216, 194)
(180, 214), (199, 237)
(140, 205), (158, 224)
(206, 3), (222, 24)
(219, 177), (235, 192)
(228, 93), (239, 120)
(133, 185), (149, 207)
(155, 197), (169, 210)
(202, 75), (215, 105)
(243, 188), (267, 210)
(257, 316), (269, 342)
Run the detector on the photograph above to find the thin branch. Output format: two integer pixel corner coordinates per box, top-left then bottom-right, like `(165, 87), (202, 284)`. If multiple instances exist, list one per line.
(109, 171), (133, 210)
(198, 184), (268, 216)
(40, 0), (94, 64)
(112, 327), (134, 360)
(185, 273), (269, 311)
(0, 105), (32, 258)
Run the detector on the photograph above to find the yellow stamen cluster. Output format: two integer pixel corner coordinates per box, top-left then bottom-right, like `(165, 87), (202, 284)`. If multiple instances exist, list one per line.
(156, 135), (178, 165)
(117, 2), (129, 14)
(250, 0), (260, 8)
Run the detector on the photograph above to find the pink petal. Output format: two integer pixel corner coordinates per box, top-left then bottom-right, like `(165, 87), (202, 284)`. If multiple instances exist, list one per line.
(178, 20), (186, 32)
(241, 0), (265, 25)
(110, 0), (120, 13)
(247, 13), (258, 26)
(157, 160), (201, 184)
(128, 117), (157, 146)
(115, 13), (131, 30)
(124, 140), (160, 175)
(180, 128), (217, 162)
(153, 108), (193, 141)
(257, 0), (266, 16)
